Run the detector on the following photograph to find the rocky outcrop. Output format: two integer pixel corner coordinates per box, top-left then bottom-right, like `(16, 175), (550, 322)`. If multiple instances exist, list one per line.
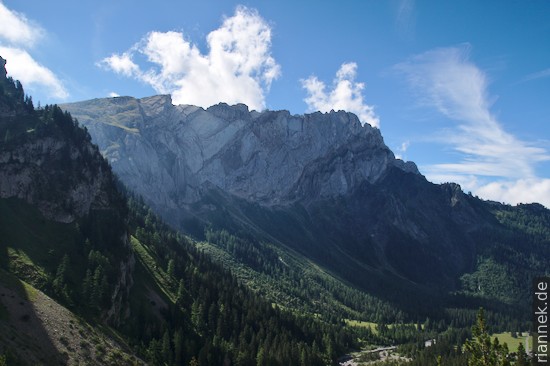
(0, 135), (112, 222)
(62, 95), (420, 215)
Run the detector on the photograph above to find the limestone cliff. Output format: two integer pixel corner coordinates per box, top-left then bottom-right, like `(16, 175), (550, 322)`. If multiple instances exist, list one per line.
(62, 95), (419, 216)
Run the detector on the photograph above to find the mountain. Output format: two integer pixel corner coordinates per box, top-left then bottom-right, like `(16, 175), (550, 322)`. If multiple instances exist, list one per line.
(62, 95), (550, 322)
(61, 95), (418, 213)
(0, 57), (358, 365)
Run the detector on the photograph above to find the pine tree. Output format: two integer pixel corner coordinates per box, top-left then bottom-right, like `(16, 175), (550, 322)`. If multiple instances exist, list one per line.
(174, 328), (184, 365)
(464, 308), (510, 366)
(91, 265), (108, 308)
(53, 254), (71, 303)
(176, 279), (186, 306)
(516, 342), (528, 366)
(256, 345), (265, 366)
(167, 259), (175, 278)
(161, 329), (172, 364)
(82, 268), (93, 302)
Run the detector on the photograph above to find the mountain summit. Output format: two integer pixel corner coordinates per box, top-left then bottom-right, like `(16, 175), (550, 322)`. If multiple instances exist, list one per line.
(63, 95), (418, 207)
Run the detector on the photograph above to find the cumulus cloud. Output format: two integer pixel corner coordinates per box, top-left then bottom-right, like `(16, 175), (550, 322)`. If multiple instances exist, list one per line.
(0, 3), (67, 100)
(101, 53), (139, 77)
(301, 62), (380, 128)
(0, 47), (68, 99)
(99, 6), (280, 111)
(395, 45), (550, 206)
(476, 178), (550, 207)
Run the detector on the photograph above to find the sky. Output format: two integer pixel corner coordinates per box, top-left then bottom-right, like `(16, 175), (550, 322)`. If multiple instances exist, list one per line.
(2, 0), (550, 207)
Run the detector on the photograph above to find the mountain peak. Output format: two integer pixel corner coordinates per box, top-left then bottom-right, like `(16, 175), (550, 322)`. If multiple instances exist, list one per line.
(63, 95), (420, 212)
(206, 102), (253, 121)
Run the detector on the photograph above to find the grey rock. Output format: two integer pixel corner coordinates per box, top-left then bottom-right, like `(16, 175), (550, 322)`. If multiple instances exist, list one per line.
(0, 135), (112, 223)
(62, 96), (421, 215)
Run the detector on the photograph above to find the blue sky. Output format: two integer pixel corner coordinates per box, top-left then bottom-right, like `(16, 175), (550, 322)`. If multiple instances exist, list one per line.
(2, 0), (550, 206)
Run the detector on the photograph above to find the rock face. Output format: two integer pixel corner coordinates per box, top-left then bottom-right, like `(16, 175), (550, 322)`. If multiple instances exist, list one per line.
(0, 64), (117, 223)
(0, 135), (113, 223)
(63, 95), (419, 213)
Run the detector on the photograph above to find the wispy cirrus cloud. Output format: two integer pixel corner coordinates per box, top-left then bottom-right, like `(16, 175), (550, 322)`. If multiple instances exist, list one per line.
(395, 44), (550, 206)
(301, 62), (380, 128)
(0, 3), (68, 100)
(521, 68), (550, 82)
(99, 6), (280, 111)
(395, 0), (416, 39)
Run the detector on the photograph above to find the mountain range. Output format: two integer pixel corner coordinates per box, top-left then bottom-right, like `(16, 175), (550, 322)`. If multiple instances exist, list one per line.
(62, 94), (550, 320)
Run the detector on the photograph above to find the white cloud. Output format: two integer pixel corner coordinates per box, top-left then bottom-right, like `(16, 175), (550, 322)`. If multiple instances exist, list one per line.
(0, 3), (67, 101)
(99, 6), (280, 111)
(0, 2), (44, 47)
(108, 92), (120, 97)
(395, 140), (410, 160)
(100, 53), (139, 77)
(521, 68), (550, 82)
(476, 178), (550, 207)
(301, 62), (380, 128)
(0, 47), (68, 99)
(395, 45), (550, 206)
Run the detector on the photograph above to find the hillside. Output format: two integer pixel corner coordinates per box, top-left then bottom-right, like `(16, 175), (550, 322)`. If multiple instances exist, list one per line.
(0, 56), (359, 365)
(62, 94), (550, 324)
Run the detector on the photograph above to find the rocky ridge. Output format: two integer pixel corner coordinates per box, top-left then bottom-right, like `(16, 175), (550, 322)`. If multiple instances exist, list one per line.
(62, 95), (419, 216)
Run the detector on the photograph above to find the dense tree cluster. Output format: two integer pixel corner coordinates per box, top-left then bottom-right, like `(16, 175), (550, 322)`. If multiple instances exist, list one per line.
(124, 196), (358, 365)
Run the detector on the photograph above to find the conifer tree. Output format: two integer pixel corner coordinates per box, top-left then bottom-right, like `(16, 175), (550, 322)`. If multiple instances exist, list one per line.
(161, 330), (172, 364)
(464, 308), (510, 366)
(53, 254), (71, 303)
(516, 342), (528, 366)
(174, 328), (184, 365)
(167, 259), (175, 277)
